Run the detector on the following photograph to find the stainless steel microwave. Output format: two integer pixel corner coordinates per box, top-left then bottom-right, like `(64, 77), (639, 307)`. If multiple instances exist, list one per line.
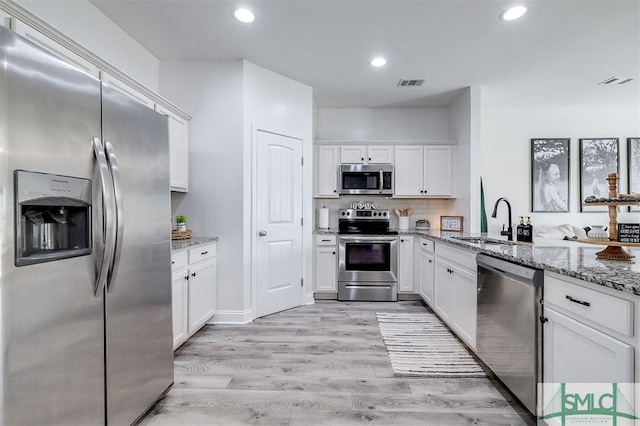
(339, 164), (393, 195)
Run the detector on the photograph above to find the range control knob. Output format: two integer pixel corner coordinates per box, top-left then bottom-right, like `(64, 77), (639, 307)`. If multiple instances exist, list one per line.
(346, 211), (351, 216)
(341, 211), (346, 216)
(383, 212), (387, 216)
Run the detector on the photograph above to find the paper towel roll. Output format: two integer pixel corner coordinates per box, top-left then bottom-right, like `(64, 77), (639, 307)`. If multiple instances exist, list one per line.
(318, 207), (329, 229)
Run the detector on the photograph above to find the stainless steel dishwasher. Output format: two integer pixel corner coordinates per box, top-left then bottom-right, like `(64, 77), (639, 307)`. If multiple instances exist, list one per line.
(476, 253), (543, 416)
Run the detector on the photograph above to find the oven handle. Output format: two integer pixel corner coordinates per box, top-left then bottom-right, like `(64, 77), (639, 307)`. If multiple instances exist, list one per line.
(339, 235), (398, 242)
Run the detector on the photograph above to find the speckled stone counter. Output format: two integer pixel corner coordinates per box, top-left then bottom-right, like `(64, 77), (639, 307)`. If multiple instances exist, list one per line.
(314, 228), (339, 234)
(414, 230), (640, 297)
(171, 236), (218, 251)
(313, 227), (640, 296)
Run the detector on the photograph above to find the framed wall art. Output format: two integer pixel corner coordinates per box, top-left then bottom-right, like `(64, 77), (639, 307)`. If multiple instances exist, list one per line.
(579, 138), (619, 212)
(531, 138), (570, 212)
(440, 215), (463, 232)
(628, 138), (640, 212)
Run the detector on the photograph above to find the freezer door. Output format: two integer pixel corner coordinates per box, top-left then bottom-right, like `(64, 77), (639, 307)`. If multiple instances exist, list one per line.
(101, 84), (174, 425)
(0, 27), (105, 425)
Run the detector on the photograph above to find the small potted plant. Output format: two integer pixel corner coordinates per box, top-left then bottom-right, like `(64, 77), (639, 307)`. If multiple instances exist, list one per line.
(175, 215), (187, 232)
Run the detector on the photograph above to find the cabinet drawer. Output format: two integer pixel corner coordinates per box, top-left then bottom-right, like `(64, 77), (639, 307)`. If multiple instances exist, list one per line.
(418, 238), (434, 254)
(188, 243), (216, 264)
(545, 276), (633, 337)
(435, 242), (476, 272)
(315, 235), (337, 246)
(171, 250), (188, 271)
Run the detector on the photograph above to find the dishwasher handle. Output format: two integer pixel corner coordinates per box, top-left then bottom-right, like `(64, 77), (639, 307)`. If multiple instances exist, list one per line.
(476, 253), (543, 287)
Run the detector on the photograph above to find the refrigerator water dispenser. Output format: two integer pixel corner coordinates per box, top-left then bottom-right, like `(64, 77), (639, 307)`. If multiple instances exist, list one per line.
(15, 170), (92, 266)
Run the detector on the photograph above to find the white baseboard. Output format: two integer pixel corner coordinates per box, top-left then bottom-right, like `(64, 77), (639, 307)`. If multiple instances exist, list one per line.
(208, 309), (254, 325)
(305, 292), (315, 305)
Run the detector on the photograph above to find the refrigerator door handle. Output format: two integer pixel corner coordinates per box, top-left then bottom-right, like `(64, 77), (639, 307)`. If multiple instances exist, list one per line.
(92, 137), (116, 297)
(104, 141), (124, 293)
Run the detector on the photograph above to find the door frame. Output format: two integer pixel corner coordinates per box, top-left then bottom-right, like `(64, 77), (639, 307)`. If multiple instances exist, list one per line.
(251, 123), (309, 320)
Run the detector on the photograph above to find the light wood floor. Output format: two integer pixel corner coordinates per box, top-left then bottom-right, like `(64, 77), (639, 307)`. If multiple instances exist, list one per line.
(139, 300), (535, 425)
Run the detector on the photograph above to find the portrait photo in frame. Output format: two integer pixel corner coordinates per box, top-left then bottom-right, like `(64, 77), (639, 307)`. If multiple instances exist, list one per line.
(579, 138), (619, 212)
(531, 138), (570, 212)
(628, 138), (640, 212)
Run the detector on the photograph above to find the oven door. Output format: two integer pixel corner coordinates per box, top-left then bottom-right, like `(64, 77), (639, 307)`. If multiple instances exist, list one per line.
(338, 235), (397, 282)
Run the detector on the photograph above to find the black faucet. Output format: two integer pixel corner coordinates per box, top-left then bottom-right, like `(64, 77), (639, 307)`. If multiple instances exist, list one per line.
(491, 197), (513, 241)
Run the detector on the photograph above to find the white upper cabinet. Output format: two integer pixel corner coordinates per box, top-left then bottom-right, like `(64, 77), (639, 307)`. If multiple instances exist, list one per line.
(394, 146), (424, 195)
(100, 71), (155, 109)
(394, 145), (455, 197)
(156, 104), (189, 192)
(424, 146), (454, 196)
(315, 146), (340, 198)
(1, 10), (11, 29)
(13, 20), (99, 78)
(340, 145), (393, 164)
(340, 146), (366, 164)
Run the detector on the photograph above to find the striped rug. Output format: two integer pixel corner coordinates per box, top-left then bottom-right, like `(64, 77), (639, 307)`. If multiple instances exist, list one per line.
(376, 312), (487, 377)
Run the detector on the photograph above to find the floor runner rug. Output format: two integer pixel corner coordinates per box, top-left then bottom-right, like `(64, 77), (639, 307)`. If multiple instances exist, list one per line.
(376, 312), (487, 377)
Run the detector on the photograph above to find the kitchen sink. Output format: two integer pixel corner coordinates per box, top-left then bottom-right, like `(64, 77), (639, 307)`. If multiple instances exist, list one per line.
(450, 236), (517, 245)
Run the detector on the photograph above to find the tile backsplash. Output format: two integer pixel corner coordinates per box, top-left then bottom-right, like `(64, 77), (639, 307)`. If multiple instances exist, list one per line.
(314, 196), (459, 229)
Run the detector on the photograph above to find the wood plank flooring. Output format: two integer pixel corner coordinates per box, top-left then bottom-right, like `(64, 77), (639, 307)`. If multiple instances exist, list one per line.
(139, 301), (535, 425)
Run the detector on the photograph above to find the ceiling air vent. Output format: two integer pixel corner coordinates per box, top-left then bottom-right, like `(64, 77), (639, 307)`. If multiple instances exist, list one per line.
(397, 79), (425, 87)
(598, 76), (634, 85)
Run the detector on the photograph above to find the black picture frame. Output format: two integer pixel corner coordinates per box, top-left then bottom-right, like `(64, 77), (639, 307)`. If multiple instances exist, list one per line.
(531, 138), (570, 212)
(579, 138), (619, 212)
(628, 138), (640, 212)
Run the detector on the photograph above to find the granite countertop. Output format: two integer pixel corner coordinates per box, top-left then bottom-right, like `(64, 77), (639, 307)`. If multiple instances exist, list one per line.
(172, 236), (219, 251)
(313, 227), (640, 296)
(418, 230), (640, 297)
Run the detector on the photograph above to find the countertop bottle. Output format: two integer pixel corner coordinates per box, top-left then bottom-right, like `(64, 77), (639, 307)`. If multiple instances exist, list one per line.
(516, 216), (525, 242)
(523, 217), (533, 243)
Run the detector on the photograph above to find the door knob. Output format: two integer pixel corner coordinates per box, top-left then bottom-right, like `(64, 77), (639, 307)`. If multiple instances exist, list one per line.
(259, 230), (267, 236)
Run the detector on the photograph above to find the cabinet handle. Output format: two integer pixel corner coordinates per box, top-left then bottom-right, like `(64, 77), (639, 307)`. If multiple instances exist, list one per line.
(332, 251), (336, 255)
(322, 239), (331, 242)
(333, 190), (337, 193)
(191, 272), (196, 278)
(566, 295), (590, 307)
(368, 157), (371, 161)
(201, 251), (208, 255)
(172, 261), (175, 265)
(361, 157), (364, 161)
(422, 243), (427, 246)
(540, 315), (548, 324)
(185, 275), (189, 281)
(401, 239), (404, 243)
(428, 259), (432, 263)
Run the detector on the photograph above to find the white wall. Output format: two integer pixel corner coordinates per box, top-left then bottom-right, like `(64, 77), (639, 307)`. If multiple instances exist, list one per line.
(480, 93), (640, 236)
(162, 60), (313, 321)
(161, 60), (246, 315)
(448, 87), (474, 232)
(316, 108), (450, 140)
(14, 0), (159, 90)
(243, 61), (314, 309)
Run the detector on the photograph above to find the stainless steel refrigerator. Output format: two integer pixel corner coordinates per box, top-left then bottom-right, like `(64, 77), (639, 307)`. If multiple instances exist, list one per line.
(0, 26), (174, 425)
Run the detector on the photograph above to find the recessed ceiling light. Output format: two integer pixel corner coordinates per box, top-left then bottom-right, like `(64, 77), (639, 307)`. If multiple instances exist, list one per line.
(370, 57), (387, 68)
(500, 5), (528, 21)
(234, 8), (255, 23)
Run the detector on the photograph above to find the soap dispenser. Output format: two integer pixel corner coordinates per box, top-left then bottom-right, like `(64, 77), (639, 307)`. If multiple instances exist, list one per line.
(516, 217), (525, 242)
(523, 217), (533, 243)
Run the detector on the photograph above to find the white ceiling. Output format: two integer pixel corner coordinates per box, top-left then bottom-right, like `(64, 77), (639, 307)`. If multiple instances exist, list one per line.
(89, 0), (639, 108)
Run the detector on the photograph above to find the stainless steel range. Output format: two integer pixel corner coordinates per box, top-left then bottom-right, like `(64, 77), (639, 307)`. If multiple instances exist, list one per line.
(338, 209), (398, 301)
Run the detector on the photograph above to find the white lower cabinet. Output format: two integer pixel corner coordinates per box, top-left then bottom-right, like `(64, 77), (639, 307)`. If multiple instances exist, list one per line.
(314, 234), (337, 292)
(171, 242), (216, 349)
(418, 244), (434, 306)
(433, 242), (477, 350)
(543, 273), (635, 386)
(171, 252), (189, 349)
(398, 236), (414, 292)
(543, 308), (633, 384)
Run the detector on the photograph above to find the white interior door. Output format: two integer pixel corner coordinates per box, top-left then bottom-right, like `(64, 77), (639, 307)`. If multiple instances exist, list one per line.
(256, 129), (303, 318)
